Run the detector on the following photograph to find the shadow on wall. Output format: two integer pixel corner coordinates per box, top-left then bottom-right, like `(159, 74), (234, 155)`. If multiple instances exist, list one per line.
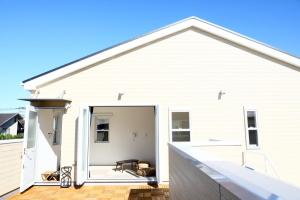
(37, 110), (61, 171)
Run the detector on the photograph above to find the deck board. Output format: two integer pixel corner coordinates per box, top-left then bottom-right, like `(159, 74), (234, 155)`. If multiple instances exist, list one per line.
(8, 184), (169, 200)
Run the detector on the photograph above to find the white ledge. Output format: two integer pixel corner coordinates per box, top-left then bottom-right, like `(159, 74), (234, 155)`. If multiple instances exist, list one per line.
(191, 139), (242, 146)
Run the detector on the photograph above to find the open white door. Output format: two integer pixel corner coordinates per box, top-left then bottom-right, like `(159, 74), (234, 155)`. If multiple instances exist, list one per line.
(20, 105), (38, 192)
(76, 106), (90, 185)
(154, 105), (160, 183)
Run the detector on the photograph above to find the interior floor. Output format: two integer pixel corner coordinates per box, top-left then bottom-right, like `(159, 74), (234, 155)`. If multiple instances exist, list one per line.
(88, 166), (156, 181)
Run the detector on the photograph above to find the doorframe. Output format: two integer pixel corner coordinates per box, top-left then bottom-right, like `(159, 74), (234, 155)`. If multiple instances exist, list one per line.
(81, 103), (160, 183)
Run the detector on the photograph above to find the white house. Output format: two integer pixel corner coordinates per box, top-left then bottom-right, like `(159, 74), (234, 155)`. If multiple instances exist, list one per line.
(0, 113), (24, 135)
(19, 17), (300, 192)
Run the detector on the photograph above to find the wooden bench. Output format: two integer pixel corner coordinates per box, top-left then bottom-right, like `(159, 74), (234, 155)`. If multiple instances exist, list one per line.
(115, 159), (138, 172)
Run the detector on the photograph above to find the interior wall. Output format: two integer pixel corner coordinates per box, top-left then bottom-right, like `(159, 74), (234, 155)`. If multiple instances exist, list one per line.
(34, 109), (61, 182)
(89, 106), (155, 166)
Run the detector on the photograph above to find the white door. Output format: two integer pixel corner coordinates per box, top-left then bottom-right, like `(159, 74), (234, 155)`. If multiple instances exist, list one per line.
(20, 106), (38, 192)
(154, 105), (160, 183)
(76, 106), (90, 185)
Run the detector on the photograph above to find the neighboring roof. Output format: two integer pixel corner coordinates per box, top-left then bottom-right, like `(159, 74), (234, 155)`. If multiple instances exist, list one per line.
(0, 113), (21, 127)
(22, 16), (300, 90)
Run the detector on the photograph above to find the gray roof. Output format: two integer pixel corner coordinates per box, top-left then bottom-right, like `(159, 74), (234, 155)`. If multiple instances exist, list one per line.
(0, 113), (20, 126)
(22, 40), (133, 83)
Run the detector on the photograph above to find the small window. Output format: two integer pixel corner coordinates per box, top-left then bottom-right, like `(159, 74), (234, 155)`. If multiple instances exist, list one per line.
(244, 108), (259, 149)
(53, 114), (62, 145)
(171, 111), (190, 142)
(95, 118), (109, 142)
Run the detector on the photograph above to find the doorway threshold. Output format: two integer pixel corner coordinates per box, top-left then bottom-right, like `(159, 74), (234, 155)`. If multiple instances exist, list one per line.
(86, 177), (157, 184)
(34, 181), (60, 186)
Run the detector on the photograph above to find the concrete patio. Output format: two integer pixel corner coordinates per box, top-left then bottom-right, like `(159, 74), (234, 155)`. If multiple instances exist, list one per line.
(8, 184), (169, 200)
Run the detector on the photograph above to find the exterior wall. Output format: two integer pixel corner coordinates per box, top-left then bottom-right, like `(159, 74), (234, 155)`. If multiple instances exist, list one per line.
(35, 28), (300, 186)
(7, 121), (18, 135)
(0, 139), (23, 196)
(89, 106), (155, 166)
(193, 145), (243, 166)
(1, 119), (18, 135)
(34, 109), (61, 182)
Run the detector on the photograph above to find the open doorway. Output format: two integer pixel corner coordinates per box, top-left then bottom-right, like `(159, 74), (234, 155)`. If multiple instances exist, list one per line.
(87, 106), (157, 181)
(34, 109), (62, 184)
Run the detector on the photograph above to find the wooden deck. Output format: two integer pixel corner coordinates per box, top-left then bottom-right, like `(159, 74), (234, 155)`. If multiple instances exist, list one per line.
(8, 184), (169, 200)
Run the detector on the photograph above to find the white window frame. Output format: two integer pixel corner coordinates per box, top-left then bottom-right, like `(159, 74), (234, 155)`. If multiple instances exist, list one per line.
(244, 107), (260, 150)
(169, 108), (191, 143)
(94, 117), (110, 143)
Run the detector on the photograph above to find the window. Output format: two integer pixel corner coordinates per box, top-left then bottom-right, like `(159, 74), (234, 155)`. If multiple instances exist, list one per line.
(171, 111), (190, 142)
(95, 118), (109, 142)
(27, 111), (37, 148)
(53, 113), (62, 145)
(244, 108), (259, 149)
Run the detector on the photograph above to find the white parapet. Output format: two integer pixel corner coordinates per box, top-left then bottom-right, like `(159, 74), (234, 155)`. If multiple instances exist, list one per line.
(169, 143), (300, 200)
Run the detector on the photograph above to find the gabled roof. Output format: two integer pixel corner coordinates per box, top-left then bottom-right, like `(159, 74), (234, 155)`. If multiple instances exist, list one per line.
(0, 113), (21, 127)
(22, 16), (300, 90)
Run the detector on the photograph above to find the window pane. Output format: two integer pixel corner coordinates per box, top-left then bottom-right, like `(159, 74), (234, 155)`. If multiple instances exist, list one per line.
(172, 112), (189, 129)
(172, 131), (190, 142)
(96, 119), (109, 130)
(53, 115), (62, 145)
(97, 123), (109, 130)
(96, 131), (109, 142)
(248, 130), (258, 145)
(247, 111), (256, 128)
(27, 111), (37, 148)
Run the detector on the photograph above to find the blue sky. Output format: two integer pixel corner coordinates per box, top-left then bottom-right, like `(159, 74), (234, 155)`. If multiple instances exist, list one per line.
(0, 0), (300, 111)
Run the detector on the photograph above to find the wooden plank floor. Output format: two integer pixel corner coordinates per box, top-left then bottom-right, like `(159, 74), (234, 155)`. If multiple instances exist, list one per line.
(8, 184), (169, 200)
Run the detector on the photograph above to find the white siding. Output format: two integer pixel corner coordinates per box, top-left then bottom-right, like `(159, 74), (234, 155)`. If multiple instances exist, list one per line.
(0, 140), (23, 196)
(35, 28), (300, 186)
(6, 121), (18, 135)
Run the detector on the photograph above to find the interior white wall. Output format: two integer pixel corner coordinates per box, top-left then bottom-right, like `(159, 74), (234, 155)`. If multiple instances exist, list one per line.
(34, 109), (61, 182)
(89, 106), (155, 166)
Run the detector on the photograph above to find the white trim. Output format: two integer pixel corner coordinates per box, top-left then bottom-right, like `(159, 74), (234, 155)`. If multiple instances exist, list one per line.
(23, 17), (300, 90)
(243, 107), (260, 150)
(84, 178), (157, 184)
(85, 104), (160, 183)
(154, 105), (160, 183)
(33, 181), (60, 186)
(82, 102), (160, 107)
(76, 106), (90, 185)
(191, 139), (242, 147)
(94, 117), (110, 143)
